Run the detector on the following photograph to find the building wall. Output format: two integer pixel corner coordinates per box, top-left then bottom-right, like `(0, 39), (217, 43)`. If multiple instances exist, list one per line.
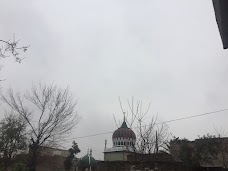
(104, 151), (131, 161)
(97, 161), (187, 171)
(31, 146), (70, 171)
(36, 155), (66, 171)
(127, 153), (176, 163)
(39, 146), (69, 157)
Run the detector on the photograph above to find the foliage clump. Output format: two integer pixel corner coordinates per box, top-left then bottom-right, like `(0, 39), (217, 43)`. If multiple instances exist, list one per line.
(64, 141), (80, 171)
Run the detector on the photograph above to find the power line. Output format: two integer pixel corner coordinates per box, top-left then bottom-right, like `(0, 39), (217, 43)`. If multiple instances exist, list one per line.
(155, 108), (228, 125)
(73, 131), (114, 139)
(72, 108), (228, 140)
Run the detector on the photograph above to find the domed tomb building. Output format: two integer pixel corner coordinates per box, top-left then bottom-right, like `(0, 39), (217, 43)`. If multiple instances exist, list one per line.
(77, 149), (97, 171)
(104, 119), (136, 161)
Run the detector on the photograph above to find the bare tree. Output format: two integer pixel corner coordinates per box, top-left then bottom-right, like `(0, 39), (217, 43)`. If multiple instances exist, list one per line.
(116, 97), (169, 154)
(1, 83), (81, 171)
(136, 118), (169, 154)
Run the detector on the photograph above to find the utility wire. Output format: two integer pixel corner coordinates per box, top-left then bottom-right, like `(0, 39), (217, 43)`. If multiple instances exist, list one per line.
(72, 108), (228, 140)
(155, 108), (228, 125)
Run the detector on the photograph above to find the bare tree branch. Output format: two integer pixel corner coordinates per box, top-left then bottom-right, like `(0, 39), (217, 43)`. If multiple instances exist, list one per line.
(1, 83), (80, 171)
(0, 34), (29, 62)
(118, 97), (169, 154)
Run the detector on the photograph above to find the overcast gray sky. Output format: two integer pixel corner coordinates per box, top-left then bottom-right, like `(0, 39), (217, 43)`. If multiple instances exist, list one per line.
(1, 0), (228, 160)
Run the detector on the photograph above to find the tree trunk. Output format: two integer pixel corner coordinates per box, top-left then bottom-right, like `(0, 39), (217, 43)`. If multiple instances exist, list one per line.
(2, 153), (11, 170)
(30, 151), (36, 171)
(29, 145), (38, 171)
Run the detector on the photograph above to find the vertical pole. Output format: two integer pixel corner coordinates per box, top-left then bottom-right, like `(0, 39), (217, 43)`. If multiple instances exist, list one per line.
(156, 131), (158, 153)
